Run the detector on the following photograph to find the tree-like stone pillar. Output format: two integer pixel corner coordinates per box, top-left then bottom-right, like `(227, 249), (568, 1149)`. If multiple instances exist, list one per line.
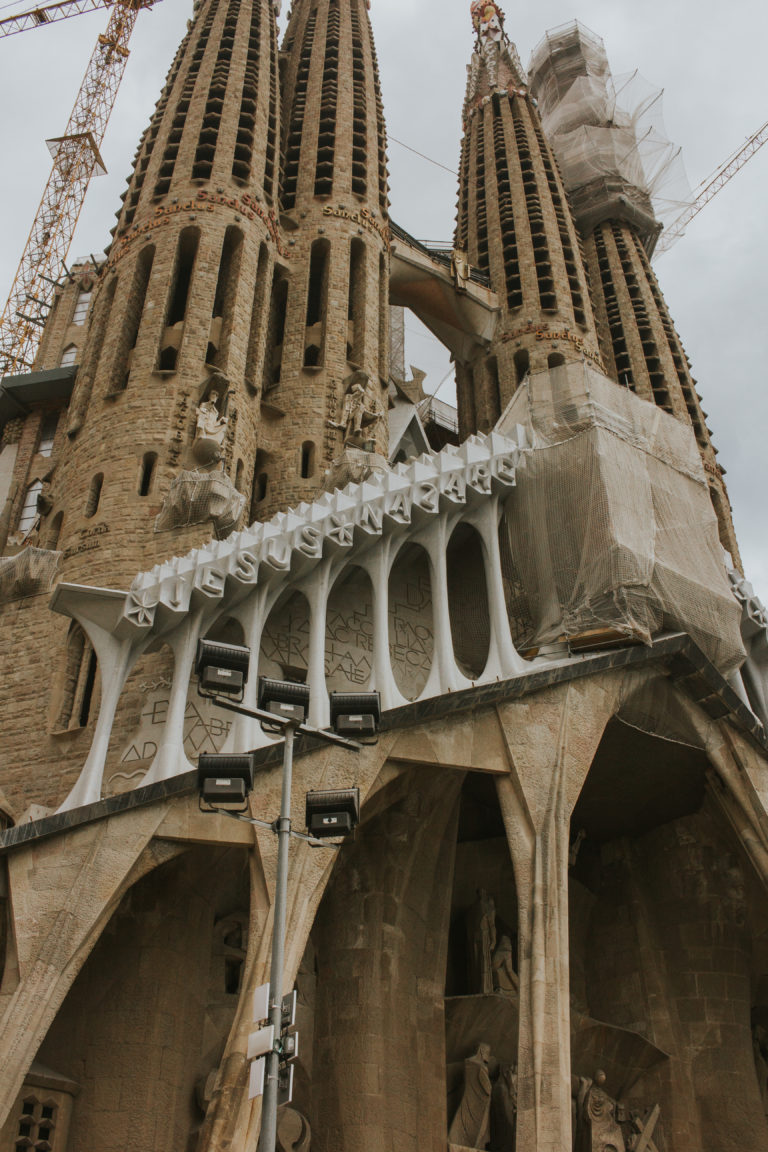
(494, 676), (618, 1151)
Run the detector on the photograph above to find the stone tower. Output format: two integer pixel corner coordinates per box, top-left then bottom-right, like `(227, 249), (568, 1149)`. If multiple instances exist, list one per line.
(454, 0), (602, 437)
(36, 0), (283, 588)
(528, 22), (740, 564)
(258, 0), (391, 515)
(2, 5), (768, 1152)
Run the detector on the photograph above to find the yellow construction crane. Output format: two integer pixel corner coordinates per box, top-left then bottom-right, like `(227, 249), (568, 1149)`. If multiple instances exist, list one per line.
(656, 118), (768, 256)
(0, 0), (157, 377)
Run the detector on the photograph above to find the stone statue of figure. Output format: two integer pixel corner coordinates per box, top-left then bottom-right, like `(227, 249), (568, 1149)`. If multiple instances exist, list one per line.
(195, 389), (228, 445)
(448, 1042), (493, 1149)
(489, 1063), (517, 1151)
(491, 934), (519, 995)
(572, 1070), (626, 1152)
(328, 373), (383, 445)
(753, 1024), (768, 1117)
(467, 889), (497, 994)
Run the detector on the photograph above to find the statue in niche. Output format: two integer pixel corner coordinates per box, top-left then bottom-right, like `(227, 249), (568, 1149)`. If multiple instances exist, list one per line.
(193, 386), (229, 465)
(467, 889), (497, 994)
(572, 1070), (626, 1152)
(753, 1023), (768, 1117)
(489, 1063), (517, 1151)
(448, 1042), (493, 1149)
(327, 371), (384, 446)
(491, 934), (519, 995)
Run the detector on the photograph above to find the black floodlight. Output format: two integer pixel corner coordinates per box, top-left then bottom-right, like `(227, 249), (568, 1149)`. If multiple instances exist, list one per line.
(198, 752), (255, 811)
(258, 676), (310, 730)
(329, 691), (381, 742)
(305, 787), (360, 838)
(196, 638), (250, 699)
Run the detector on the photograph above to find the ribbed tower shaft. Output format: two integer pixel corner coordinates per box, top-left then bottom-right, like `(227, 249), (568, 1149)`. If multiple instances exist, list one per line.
(251, 0), (391, 518)
(49, 0), (283, 586)
(455, 2), (602, 438)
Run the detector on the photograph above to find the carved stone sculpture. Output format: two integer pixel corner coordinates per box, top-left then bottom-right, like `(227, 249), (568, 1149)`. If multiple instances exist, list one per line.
(491, 934), (519, 995)
(467, 888), (497, 994)
(327, 371), (384, 446)
(448, 1043), (493, 1150)
(193, 388), (229, 465)
(573, 1070), (626, 1152)
(489, 1063), (517, 1151)
(754, 1024), (768, 1117)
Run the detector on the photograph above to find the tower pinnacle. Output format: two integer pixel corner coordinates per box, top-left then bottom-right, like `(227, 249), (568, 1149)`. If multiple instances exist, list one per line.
(467, 1), (526, 101)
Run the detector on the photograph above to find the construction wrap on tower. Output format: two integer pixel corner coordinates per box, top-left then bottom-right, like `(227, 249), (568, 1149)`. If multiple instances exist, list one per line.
(498, 363), (745, 673)
(528, 21), (691, 252)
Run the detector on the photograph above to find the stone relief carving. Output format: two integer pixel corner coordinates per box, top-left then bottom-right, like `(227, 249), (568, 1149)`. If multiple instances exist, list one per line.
(448, 1042), (493, 1149)
(489, 1063), (517, 1151)
(754, 1023), (768, 1118)
(193, 385), (229, 466)
(328, 371), (385, 447)
(491, 934), (519, 995)
(467, 889), (497, 994)
(572, 1070), (625, 1152)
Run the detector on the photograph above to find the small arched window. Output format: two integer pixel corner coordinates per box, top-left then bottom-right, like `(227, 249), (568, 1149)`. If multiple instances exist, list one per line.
(60, 344), (77, 367)
(138, 453), (157, 497)
(85, 473), (103, 518)
(38, 413), (58, 457)
(548, 352), (566, 369)
(17, 481), (42, 537)
(55, 623), (97, 730)
(300, 441), (315, 479)
(72, 290), (92, 325)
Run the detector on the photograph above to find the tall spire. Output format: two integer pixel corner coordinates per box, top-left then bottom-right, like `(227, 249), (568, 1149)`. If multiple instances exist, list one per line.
(455, 1), (602, 437)
(250, 0), (391, 517)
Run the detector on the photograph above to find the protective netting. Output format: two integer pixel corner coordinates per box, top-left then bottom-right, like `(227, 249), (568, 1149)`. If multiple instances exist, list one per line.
(0, 546), (61, 602)
(498, 363), (745, 673)
(529, 22), (691, 247)
(154, 469), (245, 536)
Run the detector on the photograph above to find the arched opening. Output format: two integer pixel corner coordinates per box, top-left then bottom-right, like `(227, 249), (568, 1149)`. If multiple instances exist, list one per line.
(300, 441), (315, 480)
(388, 542), (433, 701)
(446, 522), (491, 679)
(260, 590), (310, 684)
(304, 239), (330, 368)
(158, 227), (200, 372)
(265, 267), (288, 390)
(138, 452), (158, 497)
(84, 473), (103, 519)
(31, 847), (250, 1152)
(16, 480), (42, 538)
(45, 511), (63, 550)
(324, 565), (374, 693)
(111, 244), (155, 391)
(208, 226), (244, 370)
(250, 449), (270, 520)
(347, 238), (366, 366)
(548, 352), (566, 369)
(54, 623), (98, 731)
(513, 348), (529, 386)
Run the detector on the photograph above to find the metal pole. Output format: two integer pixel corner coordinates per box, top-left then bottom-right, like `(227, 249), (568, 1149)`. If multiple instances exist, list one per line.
(257, 722), (295, 1152)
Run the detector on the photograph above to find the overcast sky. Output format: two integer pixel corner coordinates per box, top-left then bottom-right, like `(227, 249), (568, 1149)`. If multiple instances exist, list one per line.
(0, 0), (766, 595)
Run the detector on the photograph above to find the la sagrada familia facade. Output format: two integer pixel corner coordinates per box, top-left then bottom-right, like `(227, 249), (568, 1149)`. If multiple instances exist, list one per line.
(1, 1), (768, 1149)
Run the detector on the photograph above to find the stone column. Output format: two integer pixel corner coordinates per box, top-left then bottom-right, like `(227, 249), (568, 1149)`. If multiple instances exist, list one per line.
(494, 676), (618, 1151)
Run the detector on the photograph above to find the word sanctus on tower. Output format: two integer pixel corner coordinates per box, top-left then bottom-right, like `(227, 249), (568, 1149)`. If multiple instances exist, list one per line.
(1, 3), (768, 1150)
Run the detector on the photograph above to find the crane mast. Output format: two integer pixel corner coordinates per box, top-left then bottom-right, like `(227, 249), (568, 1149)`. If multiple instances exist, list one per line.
(0, 0), (154, 377)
